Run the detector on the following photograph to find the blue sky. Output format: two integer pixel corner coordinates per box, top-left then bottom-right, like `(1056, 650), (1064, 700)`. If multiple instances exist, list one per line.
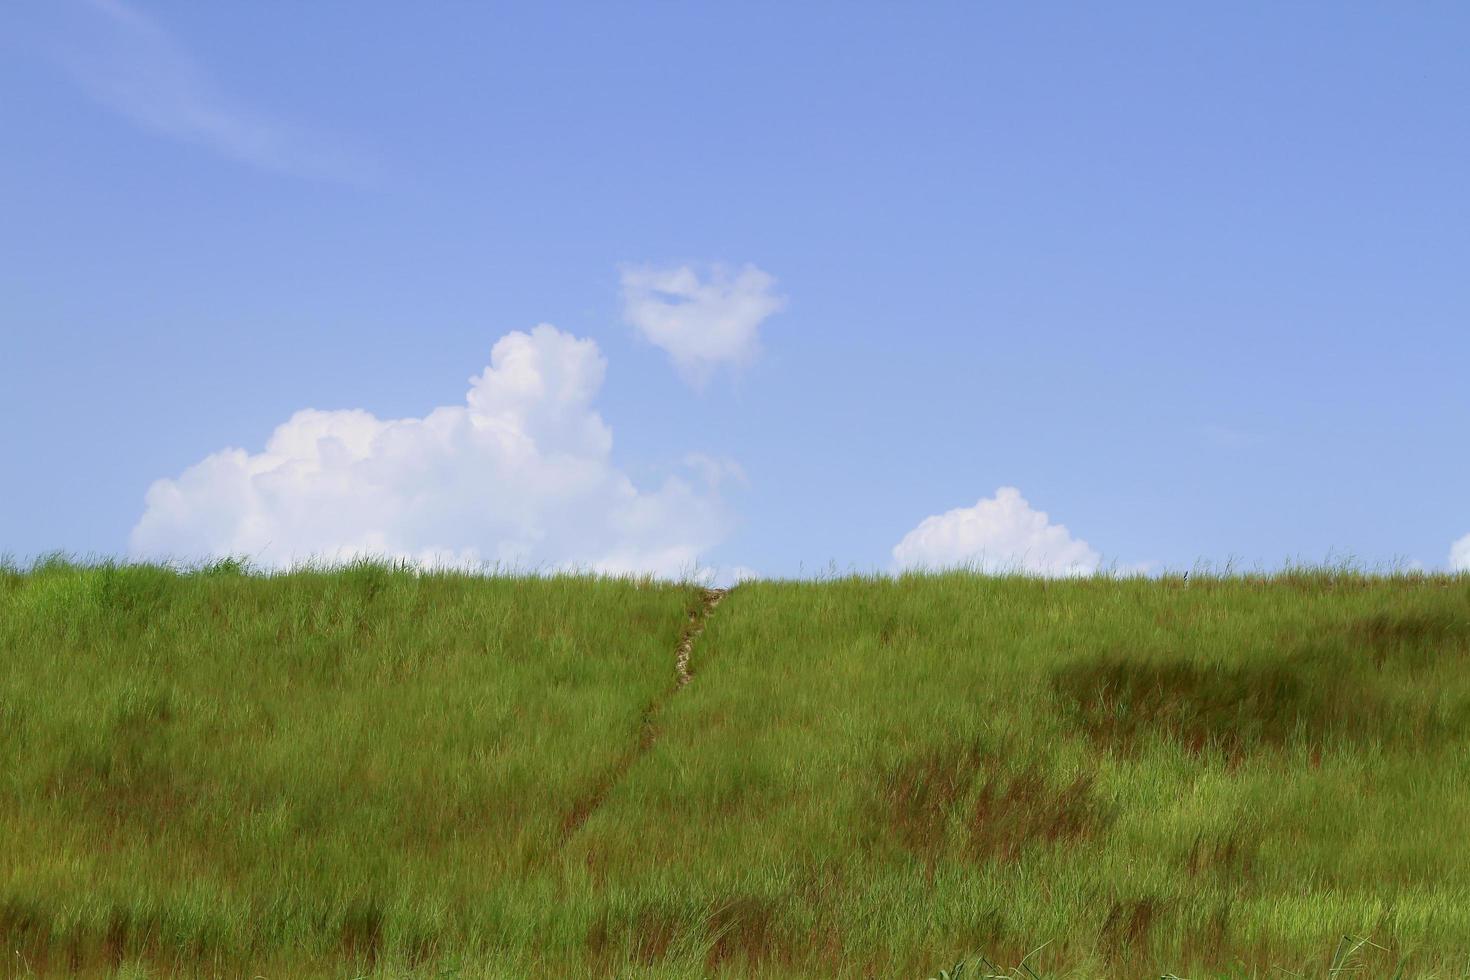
(3, 1), (1468, 578)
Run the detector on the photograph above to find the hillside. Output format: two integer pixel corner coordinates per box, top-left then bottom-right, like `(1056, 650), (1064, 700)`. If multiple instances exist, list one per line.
(2, 561), (1469, 977)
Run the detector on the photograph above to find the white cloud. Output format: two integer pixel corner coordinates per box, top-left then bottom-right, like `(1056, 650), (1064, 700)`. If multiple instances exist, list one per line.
(130, 325), (730, 577)
(892, 487), (1101, 576)
(1451, 533), (1470, 572)
(620, 263), (785, 385)
(59, 0), (375, 182)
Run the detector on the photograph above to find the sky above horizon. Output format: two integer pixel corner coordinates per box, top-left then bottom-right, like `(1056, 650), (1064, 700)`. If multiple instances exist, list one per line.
(3, 1), (1468, 580)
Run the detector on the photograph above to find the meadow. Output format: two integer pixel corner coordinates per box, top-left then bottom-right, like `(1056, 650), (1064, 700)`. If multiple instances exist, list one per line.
(2, 558), (1469, 978)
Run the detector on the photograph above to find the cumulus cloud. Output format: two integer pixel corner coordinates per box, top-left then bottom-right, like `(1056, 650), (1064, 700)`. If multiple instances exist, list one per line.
(1452, 533), (1470, 572)
(620, 263), (785, 384)
(57, 0), (376, 182)
(130, 325), (729, 577)
(892, 487), (1101, 576)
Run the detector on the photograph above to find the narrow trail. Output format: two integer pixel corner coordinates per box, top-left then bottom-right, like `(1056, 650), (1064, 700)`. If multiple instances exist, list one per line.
(556, 587), (727, 846)
(675, 588), (724, 687)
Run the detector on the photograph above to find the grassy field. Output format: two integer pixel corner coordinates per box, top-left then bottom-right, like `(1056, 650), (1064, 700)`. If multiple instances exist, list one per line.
(2, 560), (1469, 977)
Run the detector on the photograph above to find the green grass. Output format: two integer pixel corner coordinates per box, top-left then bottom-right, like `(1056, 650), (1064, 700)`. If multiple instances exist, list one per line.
(3, 559), (1470, 977)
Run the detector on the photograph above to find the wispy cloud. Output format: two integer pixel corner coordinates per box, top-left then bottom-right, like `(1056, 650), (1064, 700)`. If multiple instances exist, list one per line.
(57, 0), (378, 183)
(620, 262), (786, 387)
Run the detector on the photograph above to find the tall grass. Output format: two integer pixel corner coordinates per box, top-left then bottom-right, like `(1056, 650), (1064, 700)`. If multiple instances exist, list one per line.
(2, 560), (1468, 976)
(0, 558), (701, 976)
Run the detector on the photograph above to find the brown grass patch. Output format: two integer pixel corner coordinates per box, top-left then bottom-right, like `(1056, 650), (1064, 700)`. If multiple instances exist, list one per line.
(1184, 830), (1259, 884)
(48, 748), (198, 832)
(704, 896), (784, 969)
(1098, 896), (1165, 961)
(881, 741), (1110, 866)
(1048, 653), (1448, 762)
(0, 901), (232, 975)
(338, 902), (386, 969)
(882, 739), (987, 858)
(1350, 609), (1470, 668)
(0, 898), (50, 971)
(877, 614), (919, 647)
(964, 766), (1110, 863)
(587, 904), (683, 965)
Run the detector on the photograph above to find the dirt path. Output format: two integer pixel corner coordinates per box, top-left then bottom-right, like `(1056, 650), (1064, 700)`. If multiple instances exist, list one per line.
(557, 587), (727, 845)
(676, 588), (725, 686)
